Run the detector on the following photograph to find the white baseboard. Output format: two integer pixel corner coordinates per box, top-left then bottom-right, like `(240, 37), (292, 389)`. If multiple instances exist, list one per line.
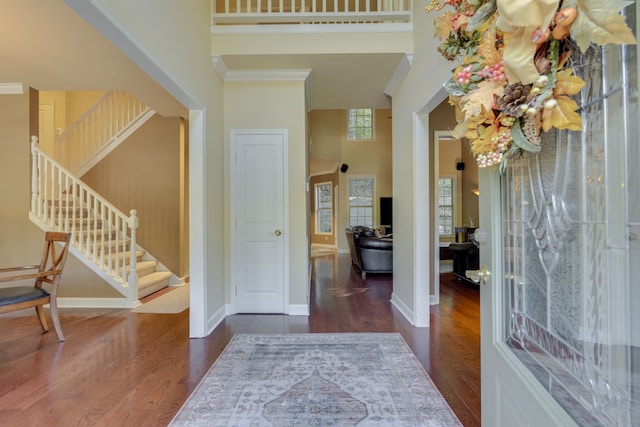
(206, 304), (227, 336)
(289, 304), (309, 315)
(56, 297), (138, 309)
(390, 292), (415, 325)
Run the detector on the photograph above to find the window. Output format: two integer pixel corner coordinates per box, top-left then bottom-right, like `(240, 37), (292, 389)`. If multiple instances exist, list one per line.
(347, 108), (373, 140)
(438, 177), (454, 235)
(314, 182), (333, 234)
(349, 177), (374, 227)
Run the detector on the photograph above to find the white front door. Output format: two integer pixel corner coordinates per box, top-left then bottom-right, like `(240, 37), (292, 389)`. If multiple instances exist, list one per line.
(478, 167), (577, 426)
(232, 129), (287, 313)
(479, 25), (638, 425)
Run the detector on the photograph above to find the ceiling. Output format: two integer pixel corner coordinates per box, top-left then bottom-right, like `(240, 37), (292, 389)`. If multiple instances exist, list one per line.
(220, 53), (403, 110)
(0, 0), (400, 115)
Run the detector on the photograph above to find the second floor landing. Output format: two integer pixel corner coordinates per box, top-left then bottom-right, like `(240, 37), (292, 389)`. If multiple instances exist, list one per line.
(211, 0), (414, 109)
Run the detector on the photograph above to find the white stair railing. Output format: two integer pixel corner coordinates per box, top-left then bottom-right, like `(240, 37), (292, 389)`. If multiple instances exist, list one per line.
(30, 136), (139, 302)
(55, 91), (154, 176)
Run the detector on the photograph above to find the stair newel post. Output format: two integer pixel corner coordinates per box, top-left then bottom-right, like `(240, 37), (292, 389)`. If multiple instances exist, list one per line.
(127, 209), (139, 301)
(30, 136), (41, 216)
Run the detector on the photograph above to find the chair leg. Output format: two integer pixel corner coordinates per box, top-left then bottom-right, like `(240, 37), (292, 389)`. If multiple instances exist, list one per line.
(49, 299), (65, 342)
(35, 305), (49, 333)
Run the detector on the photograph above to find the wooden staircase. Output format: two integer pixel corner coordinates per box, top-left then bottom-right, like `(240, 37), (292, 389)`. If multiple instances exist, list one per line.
(28, 91), (181, 306)
(30, 142), (182, 306)
(33, 192), (179, 301)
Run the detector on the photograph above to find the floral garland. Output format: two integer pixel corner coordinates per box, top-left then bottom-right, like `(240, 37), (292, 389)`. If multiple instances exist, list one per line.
(426, 0), (636, 171)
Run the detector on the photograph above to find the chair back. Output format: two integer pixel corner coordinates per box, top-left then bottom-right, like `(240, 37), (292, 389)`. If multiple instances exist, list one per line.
(36, 232), (71, 290)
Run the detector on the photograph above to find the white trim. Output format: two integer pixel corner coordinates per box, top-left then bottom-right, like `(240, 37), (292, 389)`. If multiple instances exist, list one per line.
(0, 83), (25, 94)
(211, 23), (412, 35)
(314, 181), (334, 235)
(412, 113), (430, 325)
(288, 304), (309, 315)
(211, 55), (228, 79)
(56, 298), (139, 309)
(207, 304), (227, 335)
(347, 175), (376, 227)
(384, 54), (412, 97)
(224, 69), (312, 82)
(189, 109), (209, 337)
(390, 292), (414, 325)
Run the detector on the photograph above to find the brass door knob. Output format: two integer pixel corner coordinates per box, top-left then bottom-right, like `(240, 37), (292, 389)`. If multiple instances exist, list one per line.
(274, 229), (282, 236)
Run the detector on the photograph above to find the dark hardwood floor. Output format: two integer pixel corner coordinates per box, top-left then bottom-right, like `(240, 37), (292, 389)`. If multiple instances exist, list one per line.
(0, 253), (480, 426)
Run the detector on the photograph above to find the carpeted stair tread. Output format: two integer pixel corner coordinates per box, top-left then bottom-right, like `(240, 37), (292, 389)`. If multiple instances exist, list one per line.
(110, 250), (144, 265)
(127, 260), (157, 276)
(138, 271), (172, 298)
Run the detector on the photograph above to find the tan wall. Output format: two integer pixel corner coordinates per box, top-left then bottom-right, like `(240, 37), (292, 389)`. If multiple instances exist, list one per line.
(309, 108), (392, 251)
(65, 91), (105, 126)
(309, 171), (338, 246)
(82, 115), (183, 275)
(0, 90), (120, 298)
(461, 143), (479, 228)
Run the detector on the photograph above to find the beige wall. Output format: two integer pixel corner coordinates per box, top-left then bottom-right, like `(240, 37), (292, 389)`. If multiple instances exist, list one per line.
(461, 144), (479, 228)
(40, 91), (105, 129)
(224, 79), (309, 306)
(0, 90), (121, 298)
(82, 115), (183, 275)
(309, 108), (392, 251)
(389, 0), (457, 324)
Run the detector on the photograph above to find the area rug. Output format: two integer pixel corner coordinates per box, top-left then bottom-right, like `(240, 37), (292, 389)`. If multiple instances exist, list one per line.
(170, 333), (462, 426)
(132, 284), (189, 314)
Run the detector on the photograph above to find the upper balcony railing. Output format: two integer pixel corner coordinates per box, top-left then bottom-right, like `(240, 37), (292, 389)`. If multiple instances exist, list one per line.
(211, 0), (411, 28)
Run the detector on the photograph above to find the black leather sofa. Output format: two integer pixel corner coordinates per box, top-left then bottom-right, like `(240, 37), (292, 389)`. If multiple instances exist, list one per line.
(345, 226), (393, 278)
(448, 242), (479, 284)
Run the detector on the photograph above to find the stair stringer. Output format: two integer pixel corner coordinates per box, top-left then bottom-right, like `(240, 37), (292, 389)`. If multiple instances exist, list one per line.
(30, 211), (185, 306)
(75, 108), (156, 177)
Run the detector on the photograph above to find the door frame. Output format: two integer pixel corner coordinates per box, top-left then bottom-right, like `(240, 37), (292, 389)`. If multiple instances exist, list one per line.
(478, 167), (576, 426)
(229, 128), (290, 314)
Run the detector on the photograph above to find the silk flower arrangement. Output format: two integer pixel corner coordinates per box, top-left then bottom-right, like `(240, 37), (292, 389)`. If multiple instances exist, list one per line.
(426, 0), (637, 171)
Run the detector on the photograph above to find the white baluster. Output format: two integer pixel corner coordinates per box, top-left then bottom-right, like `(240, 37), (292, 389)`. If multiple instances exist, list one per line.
(92, 195), (98, 261)
(57, 165), (63, 229)
(127, 210), (139, 300)
(31, 136), (40, 215)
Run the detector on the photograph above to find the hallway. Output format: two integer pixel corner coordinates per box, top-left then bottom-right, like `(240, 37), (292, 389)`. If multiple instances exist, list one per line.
(0, 253), (480, 426)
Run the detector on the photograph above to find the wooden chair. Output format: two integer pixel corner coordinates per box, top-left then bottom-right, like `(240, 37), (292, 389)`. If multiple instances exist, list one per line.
(0, 231), (71, 341)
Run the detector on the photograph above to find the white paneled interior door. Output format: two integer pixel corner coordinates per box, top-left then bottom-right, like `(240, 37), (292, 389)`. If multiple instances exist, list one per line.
(232, 129), (287, 314)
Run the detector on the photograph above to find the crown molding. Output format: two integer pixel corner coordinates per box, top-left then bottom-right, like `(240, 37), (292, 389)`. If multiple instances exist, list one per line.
(384, 53), (413, 97)
(223, 69), (312, 82)
(211, 55), (228, 79)
(0, 83), (25, 94)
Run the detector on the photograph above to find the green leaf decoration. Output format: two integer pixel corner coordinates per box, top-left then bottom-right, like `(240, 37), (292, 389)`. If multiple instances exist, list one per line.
(570, 0), (637, 51)
(511, 119), (541, 153)
(467, 0), (496, 32)
(444, 80), (467, 97)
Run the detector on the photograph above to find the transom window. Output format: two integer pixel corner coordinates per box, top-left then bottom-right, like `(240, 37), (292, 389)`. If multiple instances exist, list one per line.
(347, 108), (373, 140)
(349, 177), (374, 227)
(314, 182), (333, 234)
(438, 177), (454, 235)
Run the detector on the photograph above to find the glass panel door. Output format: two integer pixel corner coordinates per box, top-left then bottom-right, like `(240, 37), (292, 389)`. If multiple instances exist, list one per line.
(501, 9), (639, 425)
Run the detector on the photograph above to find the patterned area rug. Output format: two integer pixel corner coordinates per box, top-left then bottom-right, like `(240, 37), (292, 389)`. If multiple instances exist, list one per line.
(170, 333), (462, 426)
